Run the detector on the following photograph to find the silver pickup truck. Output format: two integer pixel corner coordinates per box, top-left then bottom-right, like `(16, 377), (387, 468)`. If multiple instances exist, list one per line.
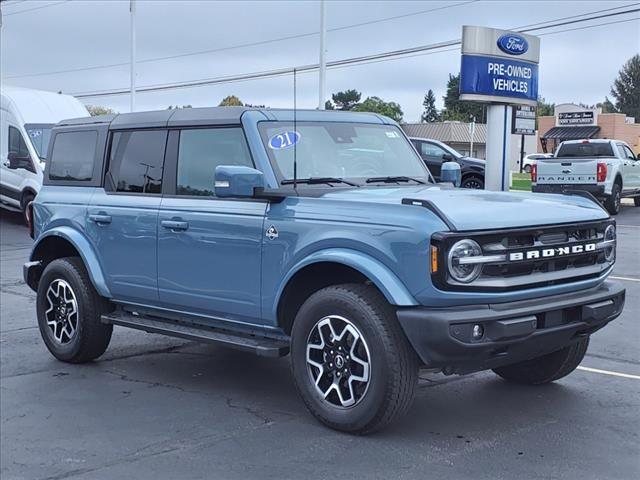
(532, 139), (640, 214)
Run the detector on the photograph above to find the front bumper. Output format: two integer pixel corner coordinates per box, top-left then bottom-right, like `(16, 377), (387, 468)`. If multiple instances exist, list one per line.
(396, 281), (625, 374)
(532, 183), (605, 196)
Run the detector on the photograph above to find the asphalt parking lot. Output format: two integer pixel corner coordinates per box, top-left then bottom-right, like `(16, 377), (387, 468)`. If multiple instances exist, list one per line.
(1, 203), (638, 480)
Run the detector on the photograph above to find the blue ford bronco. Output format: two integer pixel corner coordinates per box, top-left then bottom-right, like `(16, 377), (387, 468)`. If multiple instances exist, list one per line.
(25, 107), (625, 433)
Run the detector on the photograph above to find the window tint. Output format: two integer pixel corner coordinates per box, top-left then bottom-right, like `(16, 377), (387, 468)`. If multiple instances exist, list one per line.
(622, 145), (636, 160)
(176, 128), (253, 196)
(556, 142), (614, 157)
(9, 126), (30, 158)
(109, 130), (167, 194)
(49, 131), (97, 181)
(421, 142), (447, 158)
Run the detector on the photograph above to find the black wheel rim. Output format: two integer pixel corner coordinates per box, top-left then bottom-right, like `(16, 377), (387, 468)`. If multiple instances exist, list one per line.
(463, 179), (483, 189)
(305, 315), (371, 408)
(44, 279), (79, 344)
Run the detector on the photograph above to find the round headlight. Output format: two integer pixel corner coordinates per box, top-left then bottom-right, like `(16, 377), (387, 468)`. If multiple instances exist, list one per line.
(603, 224), (616, 262)
(448, 239), (483, 283)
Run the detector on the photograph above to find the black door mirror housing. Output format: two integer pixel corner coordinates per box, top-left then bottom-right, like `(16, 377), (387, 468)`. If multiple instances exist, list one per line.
(7, 152), (32, 171)
(442, 153), (454, 162)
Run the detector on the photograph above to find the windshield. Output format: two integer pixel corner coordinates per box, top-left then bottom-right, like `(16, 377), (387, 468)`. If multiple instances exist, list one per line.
(25, 124), (54, 160)
(556, 142), (614, 158)
(259, 122), (432, 184)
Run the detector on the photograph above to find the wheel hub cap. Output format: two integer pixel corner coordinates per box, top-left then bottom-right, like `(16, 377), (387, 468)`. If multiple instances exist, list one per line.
(44, 279), (78, 344)
(305, 315), (371, 408)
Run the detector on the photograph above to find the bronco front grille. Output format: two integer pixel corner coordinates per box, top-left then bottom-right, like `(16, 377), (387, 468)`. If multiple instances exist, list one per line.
(431, 220), (615, 292)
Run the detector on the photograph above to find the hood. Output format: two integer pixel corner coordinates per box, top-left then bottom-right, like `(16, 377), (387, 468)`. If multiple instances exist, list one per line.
(459, 156), (486, 167)
(317, 185), (609, 231)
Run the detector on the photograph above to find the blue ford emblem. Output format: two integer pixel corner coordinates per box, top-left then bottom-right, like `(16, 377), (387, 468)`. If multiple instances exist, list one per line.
(497, 34), (528, 55)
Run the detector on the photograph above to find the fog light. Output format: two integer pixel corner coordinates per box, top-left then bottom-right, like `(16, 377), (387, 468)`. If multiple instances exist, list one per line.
(472, 324), (484, 340)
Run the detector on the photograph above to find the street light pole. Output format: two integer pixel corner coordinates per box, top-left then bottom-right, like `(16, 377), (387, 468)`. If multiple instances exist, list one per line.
(318, 0), (326, 110)
(130, 0), (137, 113)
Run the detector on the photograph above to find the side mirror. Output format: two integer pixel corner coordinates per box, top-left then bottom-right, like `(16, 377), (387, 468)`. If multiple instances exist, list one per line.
(214, 165), (266, 198)
(442, 153), (454, 162)
(440, 161), (461, 187)
(7, 152), (32, 170)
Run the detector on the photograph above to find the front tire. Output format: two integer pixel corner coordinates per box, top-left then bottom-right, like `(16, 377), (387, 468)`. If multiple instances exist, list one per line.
(492, 337), (589, 385)
(604, 182), (622, 215)
(37, 257), (113, 363)
(290, 284), (418, 434)
(20, 192), (34, 226)
(634, 196), (640, 207)
(461, 175), (484, 189)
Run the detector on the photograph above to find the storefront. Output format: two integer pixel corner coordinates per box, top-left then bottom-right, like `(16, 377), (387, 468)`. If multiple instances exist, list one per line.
(538, 103), (640, 154)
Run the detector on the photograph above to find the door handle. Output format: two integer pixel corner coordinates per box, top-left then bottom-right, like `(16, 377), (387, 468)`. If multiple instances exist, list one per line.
(161, 220), (189, 231)
(88, 214), (112, 225)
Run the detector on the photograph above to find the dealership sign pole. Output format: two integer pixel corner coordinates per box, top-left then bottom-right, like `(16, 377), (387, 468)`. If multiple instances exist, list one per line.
(459, 26), (540, 191)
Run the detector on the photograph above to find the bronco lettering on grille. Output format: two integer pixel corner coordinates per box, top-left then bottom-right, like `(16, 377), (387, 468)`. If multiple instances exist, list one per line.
(509, 243), (596, 261)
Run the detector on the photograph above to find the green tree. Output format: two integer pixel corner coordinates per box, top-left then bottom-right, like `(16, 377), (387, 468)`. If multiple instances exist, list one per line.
(219, 95), (244, 107)
(352, 96), (403, 122)
(441, 73), (484, 122)
(331, 89), (361, 110)
(597, 96), (617, 113)
(324, 100), (335, 110)
(420, 89), (440, 122)
(86, 105), (115, 116)
(610, 54), (640, 122)
(536, 96), (555, 116)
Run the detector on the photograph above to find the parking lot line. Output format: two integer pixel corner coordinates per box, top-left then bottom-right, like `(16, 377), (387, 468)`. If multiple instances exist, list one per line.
(610, 276), (640, 282)
(616, 224), (640, 228)
(577, 366), (640, 380)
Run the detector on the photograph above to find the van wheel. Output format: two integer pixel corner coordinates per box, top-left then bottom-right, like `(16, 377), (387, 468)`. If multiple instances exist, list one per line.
(492, 337), (589, 385)
(290, 284), (418, 434)
(36, 257), (113, 363)
(604, 182), (621, 215)
(20, 192), (34, 225)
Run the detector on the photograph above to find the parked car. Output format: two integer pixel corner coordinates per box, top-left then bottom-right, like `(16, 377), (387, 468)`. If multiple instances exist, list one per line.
(1, 86), (88, 223)
(25, 108), (625, 434)
(410, 137), (486, 189)
(521, 153), (552, 173)
(532, 139), (640, 214)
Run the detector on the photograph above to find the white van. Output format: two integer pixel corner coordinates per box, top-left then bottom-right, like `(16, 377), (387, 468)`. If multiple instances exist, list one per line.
(1, 85), (89, 221)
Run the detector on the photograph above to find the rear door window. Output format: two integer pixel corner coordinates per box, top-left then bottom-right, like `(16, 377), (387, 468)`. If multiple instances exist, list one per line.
(49, 131), (97, 181)
(108, 130), (168, 194)
(176, 128), (253, 196)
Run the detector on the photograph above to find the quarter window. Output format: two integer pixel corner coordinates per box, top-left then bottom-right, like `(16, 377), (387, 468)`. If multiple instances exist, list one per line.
(176, 128), (253, 196)
(49, 131), (97, 181)
(108, 130), (167, 194)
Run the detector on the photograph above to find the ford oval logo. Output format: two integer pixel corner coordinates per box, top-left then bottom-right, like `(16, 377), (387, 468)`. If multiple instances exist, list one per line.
(497, 34), (528, 55)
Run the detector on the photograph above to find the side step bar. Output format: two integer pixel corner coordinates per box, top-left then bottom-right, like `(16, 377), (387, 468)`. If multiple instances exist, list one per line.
(101, 311), (289, 358)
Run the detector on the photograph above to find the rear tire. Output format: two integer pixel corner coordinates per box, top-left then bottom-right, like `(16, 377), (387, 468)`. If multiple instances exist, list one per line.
(290, 284), (418, 434)
(634, 196), (640, 207)
(604, 182), (622, 215)
(492, 337), (589, 385)
(37, 257), (113, 363)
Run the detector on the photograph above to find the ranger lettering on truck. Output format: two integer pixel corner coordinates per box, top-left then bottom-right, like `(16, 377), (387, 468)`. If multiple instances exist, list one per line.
(24, 107), (626, 434)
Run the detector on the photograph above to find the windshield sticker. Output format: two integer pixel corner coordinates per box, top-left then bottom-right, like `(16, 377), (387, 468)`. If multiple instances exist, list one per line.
(385, 131), (400, 138)
(269, 131), (301, 150)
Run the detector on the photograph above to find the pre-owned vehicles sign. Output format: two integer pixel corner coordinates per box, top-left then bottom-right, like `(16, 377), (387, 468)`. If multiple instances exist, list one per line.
(460, 26), (540, 106)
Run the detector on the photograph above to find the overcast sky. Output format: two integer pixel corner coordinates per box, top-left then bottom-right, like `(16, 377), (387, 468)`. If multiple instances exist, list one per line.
(1, 0), (639, 122)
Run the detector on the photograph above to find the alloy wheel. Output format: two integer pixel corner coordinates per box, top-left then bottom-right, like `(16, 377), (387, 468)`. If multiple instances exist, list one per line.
(44, 279), (79, 344)
(305, 315), (371, 408)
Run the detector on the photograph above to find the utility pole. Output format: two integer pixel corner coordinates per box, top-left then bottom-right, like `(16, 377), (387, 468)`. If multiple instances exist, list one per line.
(469, 115), (476, 157)
(318, 0), (326, 110)
(130, 0), (137, 113)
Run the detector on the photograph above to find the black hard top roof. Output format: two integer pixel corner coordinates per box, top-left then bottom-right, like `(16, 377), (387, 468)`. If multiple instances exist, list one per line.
(57, 106), (256, 129)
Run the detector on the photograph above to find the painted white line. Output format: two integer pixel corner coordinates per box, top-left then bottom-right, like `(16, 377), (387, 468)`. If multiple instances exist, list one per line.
(577, 366), (640, 380)
(617, 224), (640, 228)
(610, 276), (640, 283)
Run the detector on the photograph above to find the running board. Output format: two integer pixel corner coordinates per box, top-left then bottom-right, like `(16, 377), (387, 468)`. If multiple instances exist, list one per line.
(101, 311), (289, 357)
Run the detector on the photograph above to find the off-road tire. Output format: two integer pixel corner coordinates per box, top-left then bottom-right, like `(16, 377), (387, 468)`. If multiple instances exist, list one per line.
(37, 257), (113, 363)
(604, 182), (622, 215)
(492, 337), (589, 385)
(290, 284), (418, 434)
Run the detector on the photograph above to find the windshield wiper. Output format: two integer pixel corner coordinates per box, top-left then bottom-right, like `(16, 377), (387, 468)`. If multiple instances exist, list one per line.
(365, 176), (427, 185)
(281, 177), (360, 187)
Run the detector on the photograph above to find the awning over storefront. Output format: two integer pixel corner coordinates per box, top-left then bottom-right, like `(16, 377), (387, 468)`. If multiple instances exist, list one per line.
(541, 126), (600, 140)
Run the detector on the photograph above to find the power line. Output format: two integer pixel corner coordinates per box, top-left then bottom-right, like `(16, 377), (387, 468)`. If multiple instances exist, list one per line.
(5, 0), (478, 79)
(71, 7), (640, 98)
(3, 0), (70, 16)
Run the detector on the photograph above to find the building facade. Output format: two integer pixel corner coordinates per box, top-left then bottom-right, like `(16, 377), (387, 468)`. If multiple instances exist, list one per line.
(538, 103), (640, 154)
